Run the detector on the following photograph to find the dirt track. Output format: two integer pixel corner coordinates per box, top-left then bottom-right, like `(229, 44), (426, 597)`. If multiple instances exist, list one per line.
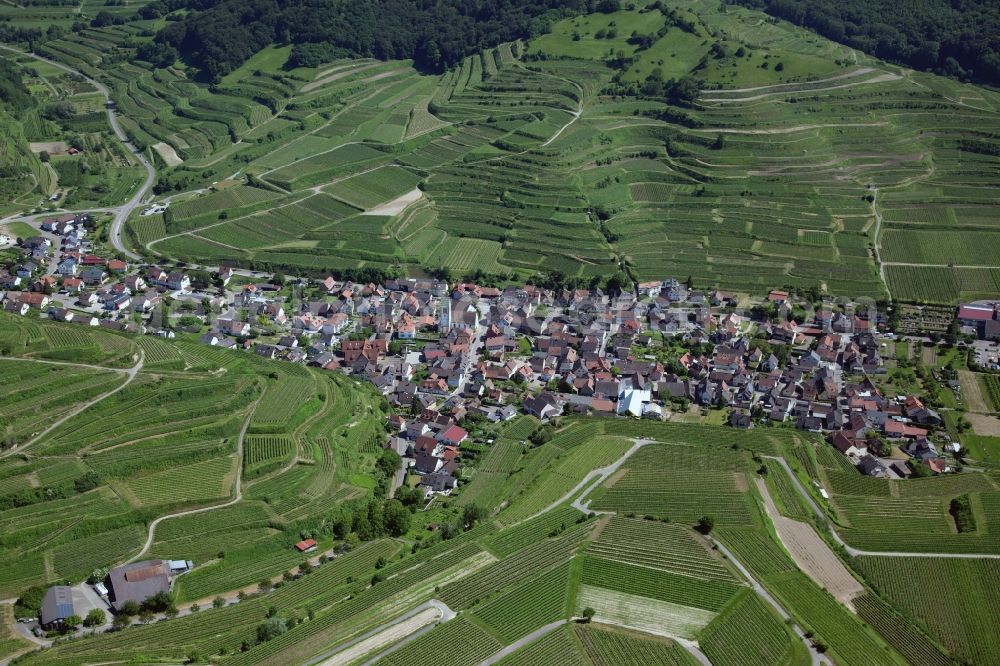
(317, 607), (440, 666)
(967, 412), (1000, 437)
(959, 371), (991, 413)
(756, 478), (864, 605)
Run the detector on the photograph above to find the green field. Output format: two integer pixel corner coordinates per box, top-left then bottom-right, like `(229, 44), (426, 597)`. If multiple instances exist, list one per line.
(3, 0), (1000, 661)
(4, 0), (994, 298)
(804, 434), (1000, 554)
(0, 375), (970, 666)
(700, 590), (805, 666)
(588, 443), (756, 526)
(0, 314), (388, 600)
(857, 557), (1000, 665)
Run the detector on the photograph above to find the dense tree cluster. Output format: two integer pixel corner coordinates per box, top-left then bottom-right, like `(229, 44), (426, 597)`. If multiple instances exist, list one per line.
(149, 0), (599, 81)
(729, 0), (1000, 85)
(326, 496), (411, 540)
(0, 470), (104, 511)
(0, 59), (32, 114)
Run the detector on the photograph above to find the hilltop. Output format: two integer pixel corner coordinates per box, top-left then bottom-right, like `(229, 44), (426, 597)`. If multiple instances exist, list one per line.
(0, 1), (997, 303)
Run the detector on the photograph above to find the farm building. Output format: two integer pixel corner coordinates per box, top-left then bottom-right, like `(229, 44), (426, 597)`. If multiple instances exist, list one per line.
(40, 586), (75, 629)
(106, 560), (170, 610)
(295, 539), (317, 553)
(956, 303), (1000, 339)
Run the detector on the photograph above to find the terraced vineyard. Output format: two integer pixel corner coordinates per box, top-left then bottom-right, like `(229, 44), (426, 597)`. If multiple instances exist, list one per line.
(0, 316), (387, 603)
(124, 455), (235, 507)
(575, 625), (699, 666)
(856, 557), (1000, 665)
(587, 517), (736, 581)
(589, 443), (755, 525)
(474, 560), (572, 642)
(852, 593), (953, 666)
(6, 0), (985, 300)
(498, 436), (633, 524)
(483, 506), (586, 558)
(766, 571), (902, 666)
(497, 625), (590, 666)
(438, 527), (588, 610)
(579, 556), (743, 614)
(3, 0), (1000, 662)
(0, 357), (126, 446)
(454, 440), (525, 510)
(700, 591), (803, 666)
(243, 435), (295, 477)
(374, 617), (502, 666)
(815, 440), (1000, 553)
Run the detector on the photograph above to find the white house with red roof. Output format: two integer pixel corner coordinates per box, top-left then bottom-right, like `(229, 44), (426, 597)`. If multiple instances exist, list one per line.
(437, 425), (468, 446)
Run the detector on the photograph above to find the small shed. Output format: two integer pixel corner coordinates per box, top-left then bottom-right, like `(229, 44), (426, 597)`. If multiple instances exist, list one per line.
(167, 560), (193, 573)
(295, 539), (318, 553)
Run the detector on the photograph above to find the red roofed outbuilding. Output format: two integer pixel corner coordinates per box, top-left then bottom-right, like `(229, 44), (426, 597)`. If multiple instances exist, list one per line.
(295, 539), (317, 553)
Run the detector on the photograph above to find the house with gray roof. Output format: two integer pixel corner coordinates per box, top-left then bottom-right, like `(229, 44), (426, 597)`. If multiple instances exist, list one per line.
(106, 560), (170, 610)
(40, 586), (75, 629)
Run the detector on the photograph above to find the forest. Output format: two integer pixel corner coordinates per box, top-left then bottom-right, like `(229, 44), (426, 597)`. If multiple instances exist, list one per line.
(149, 0), (608, 80)
(730, 0), (1000, 86)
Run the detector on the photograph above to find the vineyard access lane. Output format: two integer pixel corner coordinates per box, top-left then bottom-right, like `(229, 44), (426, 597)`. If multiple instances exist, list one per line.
(764, 456), (1000, 560)
(0, 44), (153, 261)
(122, 397), (260, 566)
(0, 351), (145, 459)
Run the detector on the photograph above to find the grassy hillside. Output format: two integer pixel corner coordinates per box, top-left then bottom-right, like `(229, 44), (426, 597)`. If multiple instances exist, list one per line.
(12, 409), (970, 666)
(0, 313), (389, 601)
(0, 321), (991, 666)
(9, 1), (999, 301)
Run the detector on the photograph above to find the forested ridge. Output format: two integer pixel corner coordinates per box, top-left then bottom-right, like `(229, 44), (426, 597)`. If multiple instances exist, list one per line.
(144, 0), (604, 80)
(729, 0), (1000, 86)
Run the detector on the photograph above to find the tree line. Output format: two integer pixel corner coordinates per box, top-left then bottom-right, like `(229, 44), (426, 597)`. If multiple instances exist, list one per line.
(728, 0), (1000, 86)
(142, 0), (612, 81)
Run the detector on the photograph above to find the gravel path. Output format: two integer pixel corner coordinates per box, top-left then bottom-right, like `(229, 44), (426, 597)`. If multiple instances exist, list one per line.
(122, 399), (259, 566)
(319, 608), (440, 666)
(0, 351), (144, 459)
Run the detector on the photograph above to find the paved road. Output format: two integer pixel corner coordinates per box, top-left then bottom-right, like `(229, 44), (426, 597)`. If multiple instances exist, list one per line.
(670, 636), (713, 666)
(443, 301), (489, 402)
(0, 351), (144, 459)
(122, 399), (258, 565)
(568, 438), (653, 513)
(476, 620), (568, 666)
(508, 438), (652, 527)
(311, 599), (454, 666)
(0, 44), (153, 261)
(869, 187), (887, 290)
(713, 540), (831, 666)
(765, 456), (1000, 560)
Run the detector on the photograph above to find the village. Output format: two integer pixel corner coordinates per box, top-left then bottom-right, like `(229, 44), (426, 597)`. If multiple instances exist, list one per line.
(1, 212), (992, 500)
